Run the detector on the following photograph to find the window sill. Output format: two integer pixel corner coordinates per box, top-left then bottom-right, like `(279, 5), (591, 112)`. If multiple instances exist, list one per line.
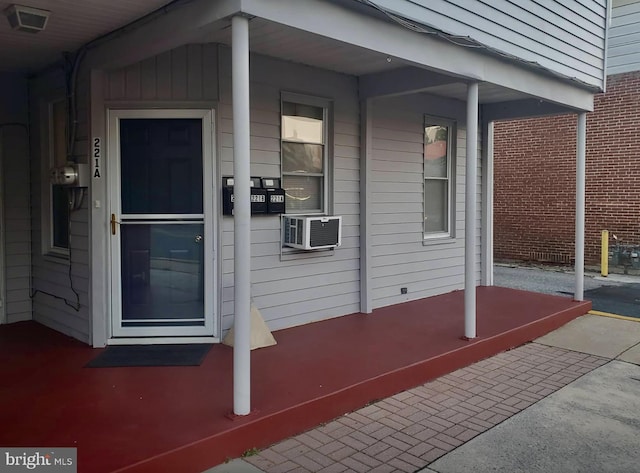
(422, 235), (457, 246)
(43, 251), (70, 265)
(283, 211), (326, 217)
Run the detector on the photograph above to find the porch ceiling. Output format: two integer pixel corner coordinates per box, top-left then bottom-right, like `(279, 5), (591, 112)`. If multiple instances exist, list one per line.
(0, 0), (555, 109)
(422, 82), (528, 104)
(0, 0), (172, 72)
(204, 16), (401, 77)
(201, 17), (533, 105)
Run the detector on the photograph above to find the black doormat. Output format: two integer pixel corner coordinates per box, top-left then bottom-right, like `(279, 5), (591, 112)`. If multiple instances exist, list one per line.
(86, 344), (212, 368)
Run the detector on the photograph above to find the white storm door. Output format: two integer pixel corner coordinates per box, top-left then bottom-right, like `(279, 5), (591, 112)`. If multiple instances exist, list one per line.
(109, 109), (216, 338)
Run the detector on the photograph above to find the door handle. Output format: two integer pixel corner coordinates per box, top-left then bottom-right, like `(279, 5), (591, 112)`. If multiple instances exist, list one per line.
(111, 214), (119, 236)
(195, 235), (203, 243)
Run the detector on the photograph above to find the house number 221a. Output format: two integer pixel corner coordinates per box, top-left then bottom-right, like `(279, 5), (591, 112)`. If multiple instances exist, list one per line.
(93, 137), (101, 178)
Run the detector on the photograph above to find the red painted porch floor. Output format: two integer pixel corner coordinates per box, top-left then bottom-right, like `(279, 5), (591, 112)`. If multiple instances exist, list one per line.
(0, 287), (590, 473)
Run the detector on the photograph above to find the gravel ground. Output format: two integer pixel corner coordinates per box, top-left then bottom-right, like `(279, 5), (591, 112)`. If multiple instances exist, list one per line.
(494, 264), (625, 296)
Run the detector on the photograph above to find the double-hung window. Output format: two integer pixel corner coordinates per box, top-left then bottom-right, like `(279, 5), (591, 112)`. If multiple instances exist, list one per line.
(47, 99), (70, 255)
(281, 94), (329, 214)
(424, 116), (455, 239)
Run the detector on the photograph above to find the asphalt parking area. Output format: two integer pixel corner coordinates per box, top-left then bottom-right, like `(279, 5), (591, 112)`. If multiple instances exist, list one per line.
(584, 283), (640, 318)
(495, 265), (640, 319)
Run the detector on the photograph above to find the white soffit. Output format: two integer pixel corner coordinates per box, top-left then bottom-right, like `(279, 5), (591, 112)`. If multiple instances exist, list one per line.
(0, 0), (172, 72)
(423, 82), (528, 104)
(203, 18), (530, 104)
(202, 17), (402, 77)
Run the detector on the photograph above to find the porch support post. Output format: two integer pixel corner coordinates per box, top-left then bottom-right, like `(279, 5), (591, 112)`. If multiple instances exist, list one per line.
(464, 82), (479, 340)
(359, 98), (373, 313)
(575, 112), (587, 301)
(481, 119), (494, 286)
(232, 14), (251, 416)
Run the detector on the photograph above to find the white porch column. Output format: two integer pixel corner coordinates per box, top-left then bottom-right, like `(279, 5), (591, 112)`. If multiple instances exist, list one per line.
(232, 15), (251, 416)
(465, 82), (479, 339)
(481, 120), (494, 287)
(359, 98), (373, 313)
(575, 112), (587, 301)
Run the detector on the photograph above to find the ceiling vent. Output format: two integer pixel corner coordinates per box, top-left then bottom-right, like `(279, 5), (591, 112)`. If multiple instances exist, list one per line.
(5, 4), (50, 33)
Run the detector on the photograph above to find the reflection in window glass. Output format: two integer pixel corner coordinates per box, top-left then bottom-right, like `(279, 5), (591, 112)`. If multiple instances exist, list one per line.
(283, 175), (323, 213)
(282, 142), (324, 173)
(424, 125), (448, 178)
(282, 102), (324, 143)
(424, 118), (453, 237)
(424, 180), (448, 233)
(52, 186), (69, 249)
(52, 101), (67, 167)
(282, 99), (327, 213)
(121, 223), (204, 322)
(50, 99), (69, 251)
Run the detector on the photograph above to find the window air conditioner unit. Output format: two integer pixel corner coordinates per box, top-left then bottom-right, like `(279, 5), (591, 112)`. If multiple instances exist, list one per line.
(283, 216), (342, 250)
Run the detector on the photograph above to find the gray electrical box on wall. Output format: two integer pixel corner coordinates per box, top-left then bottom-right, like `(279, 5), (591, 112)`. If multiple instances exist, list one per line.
(50, 163), (89, 187)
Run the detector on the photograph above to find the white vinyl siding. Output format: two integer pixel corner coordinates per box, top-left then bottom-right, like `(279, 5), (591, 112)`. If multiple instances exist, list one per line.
(370, 94), (482, 310)
(3, 129), (32, 323)
(368, 0), (607, 90)
(29, 67), (90, 342)
(0, 72), (31, 323)
(608, 0), (640, 75)
(104, 44), (218, 102)
(218, 48), (360, 332)
(68, 42), (488, 341)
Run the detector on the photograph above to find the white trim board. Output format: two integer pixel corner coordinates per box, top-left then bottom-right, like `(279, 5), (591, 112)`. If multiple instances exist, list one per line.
(107, 336), (219, 345)
(105, 108), (219, 341)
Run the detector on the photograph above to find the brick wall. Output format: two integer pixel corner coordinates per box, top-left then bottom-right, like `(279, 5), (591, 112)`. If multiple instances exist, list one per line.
(494, 71), (640, 265)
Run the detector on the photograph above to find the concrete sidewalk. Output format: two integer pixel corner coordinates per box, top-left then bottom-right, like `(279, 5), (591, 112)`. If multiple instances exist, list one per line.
(205, 314), (640, 473)
(426, 315), (640, 473)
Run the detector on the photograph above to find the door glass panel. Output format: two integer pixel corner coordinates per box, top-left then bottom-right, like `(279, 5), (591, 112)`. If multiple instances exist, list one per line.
(121, 224), (204, 324)
(120, 119), (203, 214)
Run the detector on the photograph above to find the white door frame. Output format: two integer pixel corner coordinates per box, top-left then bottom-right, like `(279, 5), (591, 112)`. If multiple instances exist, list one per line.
(107, 108), (217, 339)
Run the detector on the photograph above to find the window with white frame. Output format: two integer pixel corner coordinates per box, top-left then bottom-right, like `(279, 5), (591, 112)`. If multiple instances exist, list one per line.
(424, 116), (455, 238)
(281, 94), (329, 214)
(47, 99), (70, 255)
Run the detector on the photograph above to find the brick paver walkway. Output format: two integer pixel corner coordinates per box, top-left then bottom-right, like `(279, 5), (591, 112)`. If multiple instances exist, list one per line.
(244, 342), (608, 473)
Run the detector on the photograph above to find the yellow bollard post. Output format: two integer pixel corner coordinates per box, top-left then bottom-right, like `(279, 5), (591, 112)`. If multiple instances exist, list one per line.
(601, 230), (609, 277)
